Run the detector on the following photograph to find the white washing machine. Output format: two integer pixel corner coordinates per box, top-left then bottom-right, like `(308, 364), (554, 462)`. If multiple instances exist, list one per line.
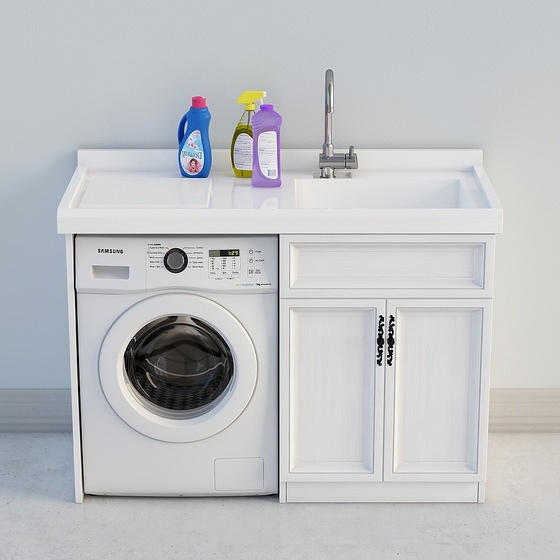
(75, 234), (278, 496)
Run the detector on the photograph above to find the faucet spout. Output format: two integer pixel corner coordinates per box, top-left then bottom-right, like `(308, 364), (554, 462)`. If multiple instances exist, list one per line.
(325, 68), (334, 113)
(323, 69), (334, 159)
(319, 69), (358, 178)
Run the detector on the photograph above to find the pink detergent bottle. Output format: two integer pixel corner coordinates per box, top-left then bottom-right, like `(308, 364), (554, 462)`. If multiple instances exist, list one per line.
(251, 104), (282, 187)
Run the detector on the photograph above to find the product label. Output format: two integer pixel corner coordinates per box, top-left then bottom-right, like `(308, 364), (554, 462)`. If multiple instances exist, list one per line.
(257, 131), (278, 179)
(180, 130), (204, 175)
(233, 133), (252, 170)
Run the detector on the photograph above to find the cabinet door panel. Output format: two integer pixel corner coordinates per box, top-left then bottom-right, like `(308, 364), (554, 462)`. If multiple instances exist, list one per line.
(385, 300), (491, 482)
(282, 299), (385, 481)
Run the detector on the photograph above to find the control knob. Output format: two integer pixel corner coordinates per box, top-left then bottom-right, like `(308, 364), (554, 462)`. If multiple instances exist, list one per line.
(164, 248), (188, 273)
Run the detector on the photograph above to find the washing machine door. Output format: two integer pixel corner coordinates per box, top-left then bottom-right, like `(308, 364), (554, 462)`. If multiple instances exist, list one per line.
(99, 293), (257, 442)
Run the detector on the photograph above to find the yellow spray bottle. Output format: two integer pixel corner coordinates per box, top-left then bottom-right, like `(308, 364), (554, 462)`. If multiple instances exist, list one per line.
(231, 90), (267, 177)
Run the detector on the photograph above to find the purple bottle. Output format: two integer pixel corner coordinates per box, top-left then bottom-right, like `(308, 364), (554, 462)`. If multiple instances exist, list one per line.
(251, 104), (282, 187)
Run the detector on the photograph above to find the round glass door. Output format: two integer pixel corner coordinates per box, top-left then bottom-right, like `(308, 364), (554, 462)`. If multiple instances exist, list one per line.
(124, 315), (234, 418)
(99, 293), (257, 443)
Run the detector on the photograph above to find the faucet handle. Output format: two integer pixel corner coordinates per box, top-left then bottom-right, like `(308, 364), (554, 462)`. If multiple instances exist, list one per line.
(346, 145), (358, 169)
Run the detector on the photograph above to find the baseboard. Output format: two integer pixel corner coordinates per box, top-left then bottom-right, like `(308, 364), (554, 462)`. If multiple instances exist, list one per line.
(489, 389), (560, 432)
(1, 388), (559, 433)
(0, 389), (72, 432)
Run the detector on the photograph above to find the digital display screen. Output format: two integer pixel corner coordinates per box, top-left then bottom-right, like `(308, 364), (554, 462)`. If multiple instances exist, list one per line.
(209, 249), (240, 257)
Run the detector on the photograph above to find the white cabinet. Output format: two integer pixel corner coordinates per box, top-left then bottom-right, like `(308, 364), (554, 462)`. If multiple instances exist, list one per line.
(279, 235), (495, 503)
(384, 300), (491, 483)
(281, 300), (384, 481)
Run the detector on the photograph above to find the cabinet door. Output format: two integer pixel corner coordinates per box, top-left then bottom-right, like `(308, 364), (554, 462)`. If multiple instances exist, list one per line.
(384, 299), (492, 482)
(281, 299), (385, 482)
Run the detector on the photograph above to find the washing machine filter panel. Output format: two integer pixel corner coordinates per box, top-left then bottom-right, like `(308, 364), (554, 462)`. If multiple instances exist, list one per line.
(124, 315), (234, 417)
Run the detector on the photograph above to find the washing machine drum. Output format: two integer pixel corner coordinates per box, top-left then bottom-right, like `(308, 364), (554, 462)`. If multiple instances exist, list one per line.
(99, 294), (258, 443)
(124, 315), (234, 415)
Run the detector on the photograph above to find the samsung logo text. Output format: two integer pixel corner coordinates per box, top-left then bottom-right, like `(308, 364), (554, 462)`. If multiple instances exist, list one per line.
(98, 248), (124, 254)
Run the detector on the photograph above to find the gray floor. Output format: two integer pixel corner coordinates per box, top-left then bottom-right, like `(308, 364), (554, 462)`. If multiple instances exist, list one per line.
(1, 433), (559, 559)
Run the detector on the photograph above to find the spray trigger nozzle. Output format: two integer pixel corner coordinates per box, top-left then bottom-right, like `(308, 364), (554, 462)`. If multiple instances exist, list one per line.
(237, 90), (267, 110)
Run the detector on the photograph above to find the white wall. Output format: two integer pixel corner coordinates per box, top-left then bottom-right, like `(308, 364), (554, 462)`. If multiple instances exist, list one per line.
(1, 1), (559, 389)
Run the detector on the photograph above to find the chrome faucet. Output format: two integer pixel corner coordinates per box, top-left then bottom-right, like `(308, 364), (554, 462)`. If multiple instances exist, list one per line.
(319, 69), (358, 178)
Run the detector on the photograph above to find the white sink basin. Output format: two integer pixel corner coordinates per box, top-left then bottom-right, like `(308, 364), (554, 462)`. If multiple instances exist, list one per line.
(295, 171), (491, 209)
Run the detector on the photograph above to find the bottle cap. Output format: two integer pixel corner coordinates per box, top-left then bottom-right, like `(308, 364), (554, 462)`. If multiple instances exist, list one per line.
(191, 96), (206, 108)
(261, 104), (273, 110)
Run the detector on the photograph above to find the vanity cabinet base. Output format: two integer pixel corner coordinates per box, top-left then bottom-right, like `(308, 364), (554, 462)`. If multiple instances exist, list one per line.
(280, 481), (485, 504)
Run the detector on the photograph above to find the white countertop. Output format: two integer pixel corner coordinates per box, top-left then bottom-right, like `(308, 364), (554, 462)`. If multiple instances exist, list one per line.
(57, 149), (503, 235)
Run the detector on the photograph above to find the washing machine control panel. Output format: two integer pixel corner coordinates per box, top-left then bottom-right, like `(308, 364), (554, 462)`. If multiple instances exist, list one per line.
(208, 248), (240, 278)
(146, 236), (278, 291)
